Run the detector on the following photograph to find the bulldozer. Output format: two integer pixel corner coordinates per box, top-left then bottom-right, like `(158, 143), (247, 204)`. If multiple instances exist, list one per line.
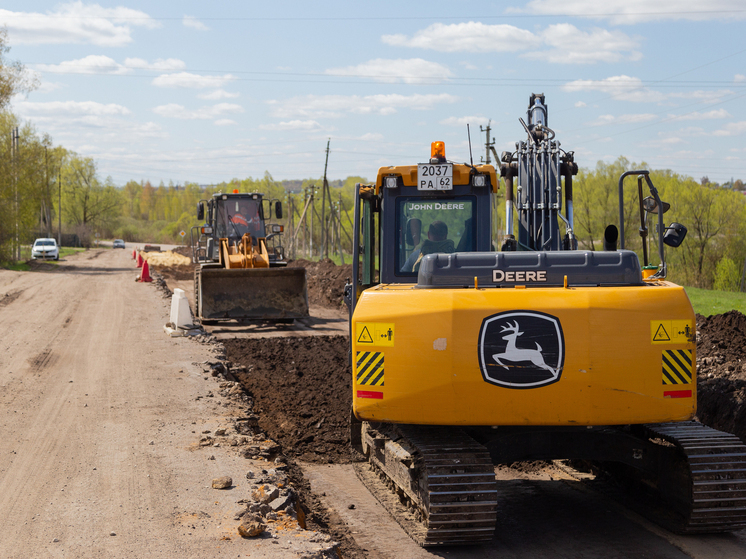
(346, 95), (746, 546)
(191, 190), (308, 321)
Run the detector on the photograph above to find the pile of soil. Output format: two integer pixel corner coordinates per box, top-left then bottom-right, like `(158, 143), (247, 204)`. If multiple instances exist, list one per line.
(696, 310), (746, 442)
(225, 336), (352, 463)
(287, 259), (351, 309)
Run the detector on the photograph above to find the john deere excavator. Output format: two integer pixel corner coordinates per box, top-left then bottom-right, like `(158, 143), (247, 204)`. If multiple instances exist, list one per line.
(191, 190), (308, 321)
(346, 94), (746, 546)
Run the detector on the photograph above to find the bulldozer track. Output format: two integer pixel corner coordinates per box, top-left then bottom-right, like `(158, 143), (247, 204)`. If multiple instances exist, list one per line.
(645, 421), (746, 533)
(357, 424), (497, 546)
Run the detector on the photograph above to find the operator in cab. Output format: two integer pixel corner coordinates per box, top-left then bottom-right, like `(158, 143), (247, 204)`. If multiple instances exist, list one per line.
(403, 220), (455, 272)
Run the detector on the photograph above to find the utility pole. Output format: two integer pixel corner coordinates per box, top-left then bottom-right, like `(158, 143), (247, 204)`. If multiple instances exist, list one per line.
(308, 185), (315, 259)
(480, 120), (494, 165)
(44, 146), (51, 238)
(288, 196), (296, 260)
(320, 139), (331, 259)
(12, 127), (20, 261)
(58, 169), (62, 246)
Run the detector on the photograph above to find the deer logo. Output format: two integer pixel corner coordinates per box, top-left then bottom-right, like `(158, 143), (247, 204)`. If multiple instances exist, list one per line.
(478, 311), (565, 389)
(492, 320), (558, 379)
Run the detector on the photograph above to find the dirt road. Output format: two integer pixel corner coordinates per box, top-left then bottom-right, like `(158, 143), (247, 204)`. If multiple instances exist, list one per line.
(0, 249), (335, 558)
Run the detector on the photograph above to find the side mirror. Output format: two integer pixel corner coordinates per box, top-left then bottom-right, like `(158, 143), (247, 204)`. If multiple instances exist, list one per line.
(275, 201), (283, 219)
(663, 223), (687, 247)
(642, 196), (670, 215)
(197, 202), (204, 221)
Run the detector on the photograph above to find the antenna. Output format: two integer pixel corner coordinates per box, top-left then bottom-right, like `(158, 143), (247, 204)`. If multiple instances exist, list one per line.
(467, 124), (474, 167)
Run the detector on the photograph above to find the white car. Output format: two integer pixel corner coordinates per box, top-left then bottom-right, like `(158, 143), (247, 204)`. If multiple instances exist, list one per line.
(31, 238), (59, 261)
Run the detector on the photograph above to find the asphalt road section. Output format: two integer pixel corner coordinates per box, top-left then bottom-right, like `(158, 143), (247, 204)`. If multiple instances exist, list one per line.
(0, 249), (335, 558)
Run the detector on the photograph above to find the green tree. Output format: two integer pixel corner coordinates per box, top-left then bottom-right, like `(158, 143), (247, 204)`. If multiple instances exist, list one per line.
(62, 154), (122, 241)
(713, 257), (741, 292)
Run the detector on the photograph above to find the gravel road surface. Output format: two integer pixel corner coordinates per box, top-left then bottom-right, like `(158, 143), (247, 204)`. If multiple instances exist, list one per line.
(0, 249), (335, 558)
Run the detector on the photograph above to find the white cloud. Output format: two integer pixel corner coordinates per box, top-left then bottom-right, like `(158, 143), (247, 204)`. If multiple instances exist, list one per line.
(214, 119), (237, 126)
(152, 72), (236, 89)
(183, 16), (209, 31)
(382, 21), (640, 64)
(713, 121), (746, 136)
(382, 22), (539, 53)
(575, 101), (587, 107)
(668, 90), (735, 104)
(37, 81), (66, 93)
(588, 113), (657, 126)
(439, 116), (487, 127)
(16, 100), (130, 116)
(521, 0), (746, 24)
(123, 58), (186, 71)
(735, 74), (746, 82)
(37, 56), (187, 76)
(459, 62), (479, 71)
(657, 136), (686, 145)
(1, 2), (159, 47)
(668, 109), (730, 121)
(565, 76), (735, 107)
(37, 55), (131, 75)
(563, 75), (660, 102)
(358, 133), (384, 141)
(14, 100), (165, 145)
(198, 89), (240, 100)
(259, 120), (321, 131)
(268, 93), (458, 119)
(326, 58), (453, 84)
(526, 24), (642, 64)
(152, 103), (244, 120)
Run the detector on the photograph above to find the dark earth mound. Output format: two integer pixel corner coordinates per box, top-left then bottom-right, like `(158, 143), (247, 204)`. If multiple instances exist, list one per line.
(225, 335), (352, 464)
(287, 258), (351, 309)
(696, 310), (746, 442)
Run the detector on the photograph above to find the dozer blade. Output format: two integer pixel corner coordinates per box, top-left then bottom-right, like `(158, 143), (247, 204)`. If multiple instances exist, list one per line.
(196, 266), (309, 320)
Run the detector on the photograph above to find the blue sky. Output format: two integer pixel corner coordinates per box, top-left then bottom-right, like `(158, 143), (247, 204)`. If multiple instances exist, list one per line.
(3, 1), (746, 186)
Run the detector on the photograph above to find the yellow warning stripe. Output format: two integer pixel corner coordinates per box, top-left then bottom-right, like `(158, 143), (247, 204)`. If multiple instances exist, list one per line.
(662, 349), (693, 385)
(356, 351), (384, 387)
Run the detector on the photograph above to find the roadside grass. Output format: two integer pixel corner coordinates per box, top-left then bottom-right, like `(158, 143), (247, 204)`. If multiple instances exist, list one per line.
(684, 286), (746, 316)
(0, 261), (30, 271)
(0, 247), (86, 271)
(59, 247), (86, 259)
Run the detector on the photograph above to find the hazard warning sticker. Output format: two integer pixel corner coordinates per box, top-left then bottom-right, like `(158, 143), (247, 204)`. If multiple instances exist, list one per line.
(662, 349), (693, 385)
(356, 351), (384, 387)
(650, 320), (695, 345)
(356, 322), (395, 347)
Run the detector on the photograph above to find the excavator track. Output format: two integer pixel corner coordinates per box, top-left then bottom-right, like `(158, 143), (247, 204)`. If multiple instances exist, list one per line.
(644, 421), (746, 533)
(356, 423), (497, 546)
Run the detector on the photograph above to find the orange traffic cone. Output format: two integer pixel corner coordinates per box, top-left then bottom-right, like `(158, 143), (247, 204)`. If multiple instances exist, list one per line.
(136, 253), (143, 268)
(132, 249), (136, 260)
(139, 259), (152, 282)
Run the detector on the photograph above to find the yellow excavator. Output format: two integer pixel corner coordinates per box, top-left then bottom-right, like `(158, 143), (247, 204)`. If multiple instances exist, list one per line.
(346, 95), (746, 546)
(191, 190), (308, 321)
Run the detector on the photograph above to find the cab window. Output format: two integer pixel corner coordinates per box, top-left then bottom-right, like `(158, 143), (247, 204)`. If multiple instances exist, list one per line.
(396, 196), (476, 274)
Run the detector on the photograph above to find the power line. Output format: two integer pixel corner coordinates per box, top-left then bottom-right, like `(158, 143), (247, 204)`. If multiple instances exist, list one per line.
(25, 67), (746, 89)
(9, 10), (746, 22)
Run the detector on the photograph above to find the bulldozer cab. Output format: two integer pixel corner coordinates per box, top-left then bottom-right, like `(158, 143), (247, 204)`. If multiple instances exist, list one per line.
(215, 196), (264, 242)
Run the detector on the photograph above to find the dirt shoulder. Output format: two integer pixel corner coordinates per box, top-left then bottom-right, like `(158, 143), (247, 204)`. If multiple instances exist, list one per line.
(0, 249), (336, 558)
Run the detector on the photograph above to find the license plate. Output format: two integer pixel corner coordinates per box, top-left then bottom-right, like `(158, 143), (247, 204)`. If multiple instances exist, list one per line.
(418, 164), (453, 190)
